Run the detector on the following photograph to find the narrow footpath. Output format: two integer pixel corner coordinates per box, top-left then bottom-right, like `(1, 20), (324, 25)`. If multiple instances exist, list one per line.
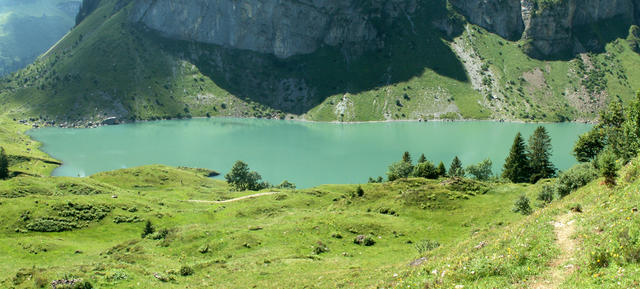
(188, 192), (279, 204)
(530, 213), (577, 289)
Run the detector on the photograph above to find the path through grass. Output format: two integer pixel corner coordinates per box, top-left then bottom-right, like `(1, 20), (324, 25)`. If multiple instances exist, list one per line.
(531, 213), (577, 289)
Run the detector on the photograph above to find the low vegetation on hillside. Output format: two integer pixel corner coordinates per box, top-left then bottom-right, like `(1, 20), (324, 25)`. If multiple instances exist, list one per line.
(0, 90), (639, 287)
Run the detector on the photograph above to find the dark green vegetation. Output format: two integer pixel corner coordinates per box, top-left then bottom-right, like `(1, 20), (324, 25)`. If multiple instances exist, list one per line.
(574, 91), (640, 163)
(1, 0), (640, 124)
(502, 126), (557, 183)
(502, 133), (531, 183)
(224, 161), (270, 191)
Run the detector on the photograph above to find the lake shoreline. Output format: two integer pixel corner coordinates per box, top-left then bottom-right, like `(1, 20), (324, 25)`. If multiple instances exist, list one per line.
(20, 114), (597, 130)
(31, 118), (593, 187)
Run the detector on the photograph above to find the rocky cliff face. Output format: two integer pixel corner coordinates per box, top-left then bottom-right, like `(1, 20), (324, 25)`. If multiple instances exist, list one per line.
(449, 0), (524, 40)
(129, 0), (416, 58)
(452, 0), (640, 58)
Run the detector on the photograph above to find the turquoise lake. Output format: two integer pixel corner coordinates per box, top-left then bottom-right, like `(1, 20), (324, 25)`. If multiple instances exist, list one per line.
(28, 118), (592, 188)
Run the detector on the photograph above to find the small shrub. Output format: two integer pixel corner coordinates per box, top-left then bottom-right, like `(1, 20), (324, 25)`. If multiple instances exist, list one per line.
(354, 235), (375, 246)
(512, 195), (532, 215)
(466, 159), (493, 181)
(141, 220), (154, 238)
(537, 185), (554, 206)
(106, 271), (128, 281)
(556, 163), (598, 197)
(414, 239), (440, 254)
(313, 241), (329, 255)
(331, 232), (343, 239)
(598, 150), (618, 187)
(26, 217), (79, 232)
(412, 161), (439, 179)
(276, 180), (296, 189)
(50, 279), (92, 289)
(378, 207), (397, 216)
(179, 266), (194, 276)
(569, 203), (582, 213)
(356, 186), (364, 197)
(387, 161), (413, 181)
(198, 244), (209, 254)
(113, 215), (143, 224)
(151, 228), (169, 240)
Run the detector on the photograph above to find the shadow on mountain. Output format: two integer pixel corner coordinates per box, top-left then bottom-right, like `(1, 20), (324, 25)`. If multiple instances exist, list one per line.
(526, 15), (635, 61)
(153, 2), (468, 115)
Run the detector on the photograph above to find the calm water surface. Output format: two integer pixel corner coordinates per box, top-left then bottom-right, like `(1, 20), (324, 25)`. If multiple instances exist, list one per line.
(29, 118), (592, 188)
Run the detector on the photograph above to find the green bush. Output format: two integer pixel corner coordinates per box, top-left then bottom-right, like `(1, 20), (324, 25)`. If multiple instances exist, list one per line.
(598, 150), (618, 187)
(387, 161), (413, 181)
(276, 180), (296, 189)
(151, 228), (169, 240)
(555, 163), (598, 198)
(537, 184), (554, 205)
(141, 220), (154, 238)
(466, 159), (493, 181)
(513, 195), (532, 215)
(225, 161), (269, 191)
(113, 215), (143, 223)
(355, 185), (364, 197)
(354, 235), (375, 246)
(56, 203), (112, 221)
(179, 266), (194, 276)
(313, 241), (329, 255)
(412, 161), (439, 179)
(26, 217), (79, 232)
(414, 239), (440, 254)
(56, 182), (109, 195)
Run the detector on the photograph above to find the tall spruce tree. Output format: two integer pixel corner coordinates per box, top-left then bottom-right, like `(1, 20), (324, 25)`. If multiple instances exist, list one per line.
(436, 161), (447, 177)
(402, 151), (412, 164)
(528, 126), (556, 183)
(418, 154), (427, 164)
(503, 133), (530, 183)
(448, 156), (464, 177)
(0, 147), (8, 179)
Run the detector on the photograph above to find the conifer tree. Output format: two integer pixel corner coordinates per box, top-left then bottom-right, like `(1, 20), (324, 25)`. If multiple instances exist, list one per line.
(436, 161), (447, 177)
(448, 156), (464, 177)
(418, 154), (426, 164)
(502, 133), (530, 183)
(402, 151), (412, 164)
(528, 126), (556, 183)
(0, 147), (8, 180)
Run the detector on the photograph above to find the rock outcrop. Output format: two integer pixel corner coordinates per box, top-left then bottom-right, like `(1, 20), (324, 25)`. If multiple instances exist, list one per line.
(129, 0), (416, 58)
(449, 0), (524, 40)
(451, 0), (640, 58)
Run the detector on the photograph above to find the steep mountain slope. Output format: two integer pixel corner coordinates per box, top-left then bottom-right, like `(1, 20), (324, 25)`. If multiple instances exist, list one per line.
(1, 0), (640, 125)
(0, 0), (80, 75)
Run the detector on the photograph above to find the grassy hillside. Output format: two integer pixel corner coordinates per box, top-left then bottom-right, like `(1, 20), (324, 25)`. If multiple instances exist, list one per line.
(393, 158), (640, 288)
(0, 115), (639, 287)
(1, 0), (640, 125)
(0, 0), (79, 75)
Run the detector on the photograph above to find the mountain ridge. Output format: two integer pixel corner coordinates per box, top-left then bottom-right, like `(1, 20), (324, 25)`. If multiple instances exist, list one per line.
(1, 0), (640, 125)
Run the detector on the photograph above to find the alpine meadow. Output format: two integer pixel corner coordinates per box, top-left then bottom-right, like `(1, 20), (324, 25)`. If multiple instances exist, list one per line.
(2, 0), (640, 288)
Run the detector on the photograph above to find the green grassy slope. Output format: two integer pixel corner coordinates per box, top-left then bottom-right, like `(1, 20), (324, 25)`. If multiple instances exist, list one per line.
(393, 159), (640, 288)
(1, 0), (640, 124)
(0, 170), (536, 288)
(0, 117), (533, 288)
(0, 116), (639, 287)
